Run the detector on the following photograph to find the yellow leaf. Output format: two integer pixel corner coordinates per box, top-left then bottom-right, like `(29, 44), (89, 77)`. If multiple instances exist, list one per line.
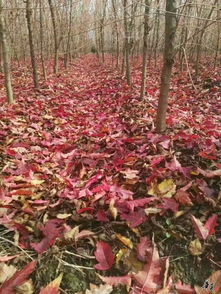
(116, 248), (128, 265)
(30, 179), (45, 186)
(40, 273), (63, 293)
(109, 199), (117, 220)
(189, 239), (203, 256)
(145, 207), (161, 216)
(0, 263), (17, 284)
(16, 280), (34, 294)
(115, 248), (142, 272)
(158, 179), (176, 198)
(57, 213), (72, 219)
(148, 184), (157, 196)
(174, 211), (185, 218)
(191, 171), (199, 175)
(64, 226), (79, 240)
(115, 234), (133, 249)
(49, 273), (63, 288)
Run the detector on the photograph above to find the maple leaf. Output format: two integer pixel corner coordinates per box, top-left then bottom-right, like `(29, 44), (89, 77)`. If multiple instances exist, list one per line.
(85, 283), (113, 294)
(148, 179), (176, 198)
(157, 198), (179, 213)
(175, 280), (196, 294)
(31, 219), (64, 254)
(191, 215), (218, 240)
(39, 273), (63, 294)
(137, 237), (152, 262)
(98, 274), (131, 286)
(0, 261), (36, 294)
(195, 271), (221, 294)
(94, 241), (114, 270)
(197, 168), (221, 178)
(133, 239), (162, 293)
(175, 190), (193, 206)
(0, 263), (17, 284)
(0, 255), (19, 262)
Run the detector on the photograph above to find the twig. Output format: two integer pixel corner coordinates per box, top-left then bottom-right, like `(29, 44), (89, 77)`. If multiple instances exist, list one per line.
(183, 47), (198, 91)
(55, 256), (94, 274)
(209, 258), (221, 268)
(0, 236), (34, 260)
(64, 250), (95, 260)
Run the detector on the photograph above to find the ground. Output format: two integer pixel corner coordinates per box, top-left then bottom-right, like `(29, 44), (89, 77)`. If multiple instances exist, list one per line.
(0, 55), (220, 293)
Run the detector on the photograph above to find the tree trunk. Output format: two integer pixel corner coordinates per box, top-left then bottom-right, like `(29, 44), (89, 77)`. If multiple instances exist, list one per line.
(26, 0), (39, 89)
(123, 0), (131, 85)
(112, 0), (119, 68)
(140, 0), (150, 99)
(64, 0), (73, 69)
(156, 0), (177, 133)
(39, 0), (47, 80)
(48, 0), (59, 74)
(0, 0), (14, 103)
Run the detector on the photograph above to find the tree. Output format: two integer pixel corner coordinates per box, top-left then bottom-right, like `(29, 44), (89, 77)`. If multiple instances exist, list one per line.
(48, 0), (59, 74)
(123, 0), (132, 86)
(140, 0), (150, 99)
(156, 0), (177, 133)
(0, 0), (14, 103)
(26, 0), (39, 89)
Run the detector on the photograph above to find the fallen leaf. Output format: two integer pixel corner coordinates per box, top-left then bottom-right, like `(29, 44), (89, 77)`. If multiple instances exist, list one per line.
(94, 241), (114, 270)
(197, 168), (221, 178)
(0, 255), (19, 262)
(158, 179), (176, 198)
(98, 274), (131, 286)
(115, 234), (133, 249)
(31, 219), (64, 254)
(0, 263), (17, 284)
(85, 283), (113, 294)
(190, 215), (209, 240)
(148, 179), (176, 198)
(145, 208), (162, 216)
(175, 280), (196, 294)
(16, 280), (34, 294)
(189, 239), (203, 256)
(204, 215), (218, 235)
(0, 261), (36, 294)
(133, 239), (162, 293)
(39, 273), (63, 294)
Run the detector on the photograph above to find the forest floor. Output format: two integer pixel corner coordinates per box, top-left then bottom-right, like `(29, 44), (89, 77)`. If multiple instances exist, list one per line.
(0, 55), (220, 294)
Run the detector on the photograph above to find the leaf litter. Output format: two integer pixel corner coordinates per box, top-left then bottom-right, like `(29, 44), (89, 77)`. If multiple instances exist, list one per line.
(0, 56), (220, 293)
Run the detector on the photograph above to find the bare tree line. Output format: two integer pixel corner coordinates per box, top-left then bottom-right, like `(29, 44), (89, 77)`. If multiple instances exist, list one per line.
(0, 0), (220, 132)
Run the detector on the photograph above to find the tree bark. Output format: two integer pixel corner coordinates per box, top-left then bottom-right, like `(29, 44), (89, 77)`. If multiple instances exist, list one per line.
(0, 0), (14, 103)
(140, 0), (150, 99)
(26, 0), (39, 89)
(48, 0), (59, 74)
(64, 0), (73, 69)
(156, 0), (177, 133)
(112, 0), (120, 68)
(39, 0), (47, 80)
(123, 0), (132, 85)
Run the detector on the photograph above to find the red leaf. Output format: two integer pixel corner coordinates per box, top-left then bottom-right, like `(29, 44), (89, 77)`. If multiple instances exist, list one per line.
(197, 168), (221, 178)
(0, 261), (36, 294)
(158, 198), (179, 213)
(137, 237), (152, 262)
(31, 219), (63, 254)
(133, 239), (161, 293)
(190, 215), (208, 240)
(94, 241), (114, 270)
(204, 215), (218, 235)
(39, 273), (63, 294)
(98, 275), (131, 286)
(175, 190), (193, 206)
(0, 255), (19, 262)
(175, 280), (196, 294)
